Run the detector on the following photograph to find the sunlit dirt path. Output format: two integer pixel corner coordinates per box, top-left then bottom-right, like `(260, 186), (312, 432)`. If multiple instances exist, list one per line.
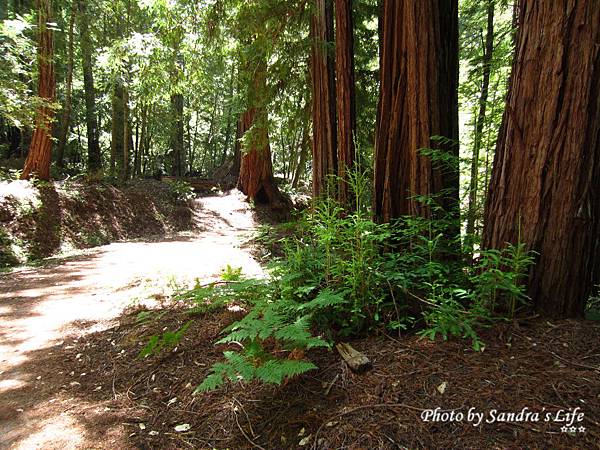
(0, 191), (264, 449)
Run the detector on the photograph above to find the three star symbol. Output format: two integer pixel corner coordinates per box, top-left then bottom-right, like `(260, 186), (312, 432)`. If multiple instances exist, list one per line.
(561, 425), (586, 433)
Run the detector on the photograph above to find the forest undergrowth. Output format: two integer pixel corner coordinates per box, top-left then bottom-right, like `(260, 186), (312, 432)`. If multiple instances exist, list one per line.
(140, 169), (536, 391)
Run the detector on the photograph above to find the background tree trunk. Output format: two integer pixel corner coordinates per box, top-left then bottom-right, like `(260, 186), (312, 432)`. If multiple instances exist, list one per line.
(111, 79), (124, 178)
(310, 0), (337, 198)
(134, 103), (147, 177)
(21, 0), (55, 181)
(334, 0), (356, 207)
(373, 0), (459, 223)
(55, 0), (75, 169)
(465, 0), (494, 254)
(78, 0), (101, 174)
(292, 110), (310, 189)
(170, 93), (184, 176)
(483, 0), (600, 318)
(122, 86), (130, 181)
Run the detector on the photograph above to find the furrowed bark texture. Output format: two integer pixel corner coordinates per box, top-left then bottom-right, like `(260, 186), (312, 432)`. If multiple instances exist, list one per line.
(22, 0), (55, 181)
(237, 60), (287, 211)
(334, 0), (356, 207)
(373, 0), (459, 223)
(237, 108), (279, 204)
(310, 0), (337, 198)
(483, 0), (600, 318)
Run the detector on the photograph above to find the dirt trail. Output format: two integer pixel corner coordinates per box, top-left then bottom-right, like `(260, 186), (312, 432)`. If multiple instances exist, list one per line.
(0, 191), (263, 449)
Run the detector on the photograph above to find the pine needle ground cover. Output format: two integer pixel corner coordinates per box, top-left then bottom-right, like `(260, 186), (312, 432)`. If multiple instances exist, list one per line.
(11, 306), (598, 449)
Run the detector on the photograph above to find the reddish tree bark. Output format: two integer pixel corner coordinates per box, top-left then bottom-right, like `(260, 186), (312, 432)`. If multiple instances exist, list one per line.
(237, 109), (278, 202)
(373, 0), (459, 223)
(483, 0), (600, 318)
(334, 0), (356, 207)
(310, 0), (337, 198)
(21, 0), (56, 181)
(237, 60), (288, 211)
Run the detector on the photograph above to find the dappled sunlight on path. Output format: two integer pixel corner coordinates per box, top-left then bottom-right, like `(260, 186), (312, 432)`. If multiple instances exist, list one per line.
(0, 190), (263, 449)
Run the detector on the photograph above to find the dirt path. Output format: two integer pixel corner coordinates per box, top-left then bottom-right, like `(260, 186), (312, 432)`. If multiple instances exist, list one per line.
(0, 191), (264, 450)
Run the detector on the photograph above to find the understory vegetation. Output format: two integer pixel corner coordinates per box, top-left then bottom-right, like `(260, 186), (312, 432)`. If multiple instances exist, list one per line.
(140, 170), (535, 390)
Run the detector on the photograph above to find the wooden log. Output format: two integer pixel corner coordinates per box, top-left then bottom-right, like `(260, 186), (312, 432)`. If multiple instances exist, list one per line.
(336, 343), (372, 373)
(162, 176), (221, 193)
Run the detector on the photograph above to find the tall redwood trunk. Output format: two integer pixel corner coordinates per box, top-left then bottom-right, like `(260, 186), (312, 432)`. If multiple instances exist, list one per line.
(22, 0), (55, 181)
(334, 0), (356, 207)
(310, 0), (337, 198)
(373, 0), (459, 223)
(483, 0), (600, 318)
(237, 60), (287, 211)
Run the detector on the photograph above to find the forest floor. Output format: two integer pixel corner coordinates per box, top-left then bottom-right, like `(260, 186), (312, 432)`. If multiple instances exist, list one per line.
(1, 191), (599, 449)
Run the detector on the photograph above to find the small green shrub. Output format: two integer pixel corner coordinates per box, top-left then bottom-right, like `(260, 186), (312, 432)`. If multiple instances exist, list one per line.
(221, 264), (243, 281)
(168, 180), (195, 202)
(138, 320), (192, 358)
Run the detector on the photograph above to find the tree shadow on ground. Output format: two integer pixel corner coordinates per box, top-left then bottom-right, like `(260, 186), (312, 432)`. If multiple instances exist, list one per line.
(2, 304), (599, 450)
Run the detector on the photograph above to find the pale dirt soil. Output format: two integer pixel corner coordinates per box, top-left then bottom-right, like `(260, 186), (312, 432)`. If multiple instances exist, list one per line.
(0, 190), (263, 450)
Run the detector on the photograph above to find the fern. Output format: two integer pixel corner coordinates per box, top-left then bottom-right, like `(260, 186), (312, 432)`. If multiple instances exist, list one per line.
(297, 289), (347, 311)
(138, 320), (192, 358)
(195, 353), (318, 392)
(255, 359), (317, 384)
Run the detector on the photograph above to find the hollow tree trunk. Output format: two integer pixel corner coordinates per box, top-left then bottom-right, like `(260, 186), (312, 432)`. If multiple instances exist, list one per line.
(310, 0), (337, 198)
(78, 0), (101, 174)
(466, 0), (494, 253)
(483, 0), (600, 318)
(373, 0), (459, 223)
(55, 0), (75, 168)
(334, 0), (356, 207)
(21, 0), (55, 181)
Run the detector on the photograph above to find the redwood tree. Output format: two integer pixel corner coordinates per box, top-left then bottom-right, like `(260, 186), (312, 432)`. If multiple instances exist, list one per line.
(483, 0), (600, 318)
(237, 58), (287, 210)
(21, 0), (56, 181)
(334, 0), (356, 207)
(310, 0), (337, 198)
(373, 0), (459, 223)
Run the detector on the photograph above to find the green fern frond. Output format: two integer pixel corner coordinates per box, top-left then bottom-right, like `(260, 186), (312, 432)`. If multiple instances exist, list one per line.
(195, 373), (224, 393)
(298, 289), (347, 311)
(255, 359), (317, 384)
